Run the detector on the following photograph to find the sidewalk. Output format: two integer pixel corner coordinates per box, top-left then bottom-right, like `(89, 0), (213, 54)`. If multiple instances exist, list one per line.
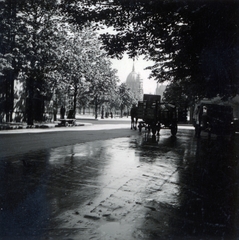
(0, 114), (194, 134)
(0, 121), (91, 132)
(0, 114), (131, 130)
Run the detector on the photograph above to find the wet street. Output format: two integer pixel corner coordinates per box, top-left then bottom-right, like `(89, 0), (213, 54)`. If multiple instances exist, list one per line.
(0, 126), (239, 240)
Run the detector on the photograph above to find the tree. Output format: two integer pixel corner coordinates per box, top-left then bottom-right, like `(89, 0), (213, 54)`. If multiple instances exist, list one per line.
(55, 24), (119, 119)
(86, 55), (119, 119)
(115, 83), (134, 118)
(153, 1), (239, 100)
(0, 0), (120, 124)
(16, 0), (63, 124)
(56, 25), (91, 117)
(0, 0), (67, 124)
(163, 82), (190, 123)
(61, 0), (239, 100)
(0, 0), (19, 122)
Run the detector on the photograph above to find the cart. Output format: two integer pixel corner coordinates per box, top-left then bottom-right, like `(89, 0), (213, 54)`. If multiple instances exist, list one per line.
(137, 94), (178, 136)
(193, 102), (234, 137)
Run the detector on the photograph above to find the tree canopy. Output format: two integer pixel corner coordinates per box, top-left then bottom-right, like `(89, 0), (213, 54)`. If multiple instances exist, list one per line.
(0, 0), (120, 123)
(1, 0), (238, 124)
(62, 0), (239, 100)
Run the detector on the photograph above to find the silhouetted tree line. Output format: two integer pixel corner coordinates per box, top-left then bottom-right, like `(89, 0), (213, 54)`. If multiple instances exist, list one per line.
(0, 0), (127, 124)
(62, 0), (239, 110)
(1, 0), (238, 124)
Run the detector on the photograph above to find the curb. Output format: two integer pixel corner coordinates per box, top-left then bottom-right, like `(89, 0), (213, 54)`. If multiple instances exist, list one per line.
(0, 121), (92, 131)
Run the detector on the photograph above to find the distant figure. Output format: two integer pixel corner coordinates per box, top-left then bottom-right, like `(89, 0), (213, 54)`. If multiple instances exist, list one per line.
(194, 105), (201, 137)
(202, 106), (208, 128)
(130, 104), (138, 130)
(110, 112), (113, 118)
(60, 106), (65, 119)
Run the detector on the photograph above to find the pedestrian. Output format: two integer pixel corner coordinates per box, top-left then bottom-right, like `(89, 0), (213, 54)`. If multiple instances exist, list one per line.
(202, 106), (208, 128)
(60, 106), (65, 119)
(130, 104), (138, 130)
(194, 105), (201, 137)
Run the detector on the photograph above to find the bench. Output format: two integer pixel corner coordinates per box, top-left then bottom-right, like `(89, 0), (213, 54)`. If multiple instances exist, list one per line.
(58, 119), (76, 127)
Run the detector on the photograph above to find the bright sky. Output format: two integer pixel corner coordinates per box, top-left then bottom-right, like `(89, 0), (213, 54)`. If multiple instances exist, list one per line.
(110, 54), (158, 94)
(98, 28), (157, 94)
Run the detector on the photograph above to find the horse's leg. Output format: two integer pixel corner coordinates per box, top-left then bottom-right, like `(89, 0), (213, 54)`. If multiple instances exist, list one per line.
(156, 123), (160, 136)
(134, 118), (138, 130)
(131, 118), (134, 129)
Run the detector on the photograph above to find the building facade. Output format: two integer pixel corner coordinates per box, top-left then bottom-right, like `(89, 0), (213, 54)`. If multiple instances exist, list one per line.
(125, 63), (143, 102)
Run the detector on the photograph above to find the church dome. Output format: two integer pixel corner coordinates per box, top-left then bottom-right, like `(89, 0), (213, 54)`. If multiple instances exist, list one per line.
(126, 64), (138, 88)
(125, 63), (143, 101)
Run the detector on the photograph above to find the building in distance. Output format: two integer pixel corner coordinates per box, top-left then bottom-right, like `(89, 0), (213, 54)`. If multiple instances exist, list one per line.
(125, 63), (144, 102)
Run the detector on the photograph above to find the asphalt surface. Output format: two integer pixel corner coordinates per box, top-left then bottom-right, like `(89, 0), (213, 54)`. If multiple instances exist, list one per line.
(0, 120), (239, 240)
(0, 125), (137, 158)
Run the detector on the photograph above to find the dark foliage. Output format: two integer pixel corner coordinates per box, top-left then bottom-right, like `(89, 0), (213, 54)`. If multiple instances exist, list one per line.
(61, 0), (239, 100)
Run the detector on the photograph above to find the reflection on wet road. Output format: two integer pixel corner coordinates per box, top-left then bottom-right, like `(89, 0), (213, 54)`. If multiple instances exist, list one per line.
(0, 129), (239, 239)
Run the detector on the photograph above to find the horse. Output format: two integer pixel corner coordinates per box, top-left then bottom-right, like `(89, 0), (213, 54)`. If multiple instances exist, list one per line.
(130, 105), (138, 130)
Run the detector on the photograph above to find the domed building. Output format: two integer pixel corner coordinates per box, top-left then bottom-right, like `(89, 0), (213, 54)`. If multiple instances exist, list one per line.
(125, 63), (143, 101)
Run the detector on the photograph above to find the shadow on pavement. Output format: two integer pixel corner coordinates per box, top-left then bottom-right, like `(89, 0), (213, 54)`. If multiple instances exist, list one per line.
(1, 131), (239, 239)
(135, 133), (239, 240)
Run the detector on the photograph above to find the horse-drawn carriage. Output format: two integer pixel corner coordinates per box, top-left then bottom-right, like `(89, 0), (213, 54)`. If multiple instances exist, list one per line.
(136, 94), (178, 136)
(193, 100), (235, 137)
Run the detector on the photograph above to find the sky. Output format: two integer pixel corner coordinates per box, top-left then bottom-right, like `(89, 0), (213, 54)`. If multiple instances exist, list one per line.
(110, 54), (158, 94)
(98, 28), (158, 94)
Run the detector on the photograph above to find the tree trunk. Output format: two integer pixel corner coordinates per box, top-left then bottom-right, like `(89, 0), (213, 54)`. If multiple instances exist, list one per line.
(95, 96), (98, 119)
(4, 0), (17, 122)
(72, 87), (77, 118)
(120, 104), (124, 118)
(5, 70), (14, 122)
(26, 78), (34, 126)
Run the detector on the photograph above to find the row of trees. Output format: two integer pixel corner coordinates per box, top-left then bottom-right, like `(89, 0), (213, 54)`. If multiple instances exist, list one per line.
(0, 0), (137, 124)
(2, 0), (236, 124)
(62, 0), (239, 109)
